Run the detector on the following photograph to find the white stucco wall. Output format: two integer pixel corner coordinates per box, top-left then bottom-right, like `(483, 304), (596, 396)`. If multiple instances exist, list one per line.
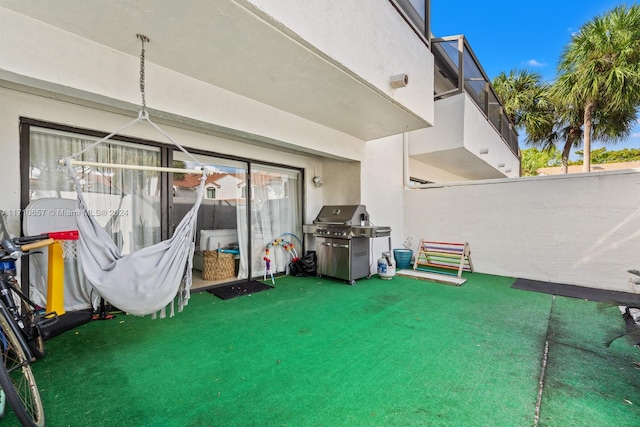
(461, 96), (519, 176)
(320, 159), (361, 206)
(408, 157), (470, 182)
(410, 95), (465, 153)
(243, 0), (435, 125)
(409, 93), (519, 179)
(403, 171), (640, 293)
(0, 6), (365, 163)
(361, 134), (406, 262)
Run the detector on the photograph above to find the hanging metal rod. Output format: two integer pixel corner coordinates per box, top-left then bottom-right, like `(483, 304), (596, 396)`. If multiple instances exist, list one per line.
(61, 159), (206, 174)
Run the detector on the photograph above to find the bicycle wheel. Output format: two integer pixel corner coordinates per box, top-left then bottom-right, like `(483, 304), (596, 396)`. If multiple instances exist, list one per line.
(0, 389), (6, 418)
(0, 308), (45, 427)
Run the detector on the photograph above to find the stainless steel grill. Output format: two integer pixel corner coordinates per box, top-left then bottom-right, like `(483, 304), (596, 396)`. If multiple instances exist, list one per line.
(305, 205), (391, 285)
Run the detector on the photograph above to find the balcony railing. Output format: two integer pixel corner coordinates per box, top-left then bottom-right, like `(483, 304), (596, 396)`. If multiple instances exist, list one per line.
(389, 0), (430, 47)
(432, 35), (520, 157)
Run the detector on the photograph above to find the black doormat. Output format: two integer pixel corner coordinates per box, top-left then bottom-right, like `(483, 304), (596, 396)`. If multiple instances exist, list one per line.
(207, 281), (274, 300)
(512, 278), (640, 306)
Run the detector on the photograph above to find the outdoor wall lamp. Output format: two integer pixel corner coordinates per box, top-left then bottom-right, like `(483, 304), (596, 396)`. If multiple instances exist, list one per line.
(312, 157), (323, 187)
(390, 73), (409, 88)
(504, 168), (512, 173)
(498, 163), (505, 168)
(479, 148), (489, 155)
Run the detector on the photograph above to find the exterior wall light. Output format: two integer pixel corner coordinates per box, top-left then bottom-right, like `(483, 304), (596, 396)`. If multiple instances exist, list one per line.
(479, 148), (489, 155)
(390, 73), (409, 88)
(498, 163), (505, 168)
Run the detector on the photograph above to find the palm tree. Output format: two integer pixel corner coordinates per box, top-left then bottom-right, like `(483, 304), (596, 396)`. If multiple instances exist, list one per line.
(492, 69), (552, 128)
(493, 69), (558, 166)
(524, 95), (581, 174)
(529, 99), (636, 173)
(554, 4), (640, 172)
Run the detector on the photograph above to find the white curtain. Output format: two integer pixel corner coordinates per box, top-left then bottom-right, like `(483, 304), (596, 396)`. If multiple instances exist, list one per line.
(171, 152), (247, 281)
(27, 128), (161, 310)
(237, 166), (301, 279)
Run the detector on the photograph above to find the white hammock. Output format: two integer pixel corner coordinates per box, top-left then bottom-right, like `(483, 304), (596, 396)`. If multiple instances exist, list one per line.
(64, 112), (206, 317)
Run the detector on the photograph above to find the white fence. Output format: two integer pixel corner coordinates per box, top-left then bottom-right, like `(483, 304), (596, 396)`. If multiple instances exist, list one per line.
(403, 170), (640, 293)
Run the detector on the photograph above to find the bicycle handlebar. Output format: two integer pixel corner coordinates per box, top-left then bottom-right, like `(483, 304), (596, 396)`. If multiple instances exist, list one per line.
(0, 237), (56, 260)
(20, 238), (55, 252)
(0, 230), (77, 260)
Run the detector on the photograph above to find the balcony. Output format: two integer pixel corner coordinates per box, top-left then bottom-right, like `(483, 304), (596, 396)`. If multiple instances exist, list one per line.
(407, 35), (520, 182)
(0, 0), (435, 142)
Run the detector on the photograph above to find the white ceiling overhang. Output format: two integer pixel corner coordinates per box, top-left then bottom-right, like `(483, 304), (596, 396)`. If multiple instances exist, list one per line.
(1, 0), (429, 140)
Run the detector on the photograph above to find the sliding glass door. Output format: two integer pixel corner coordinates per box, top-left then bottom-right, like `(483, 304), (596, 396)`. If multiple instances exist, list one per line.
(172, 153), (303, 286)
(172, 151), (248, 288)
(26, 126), (162, 309)
(22, 120), (304, 303)
(246, 165), (302, 280)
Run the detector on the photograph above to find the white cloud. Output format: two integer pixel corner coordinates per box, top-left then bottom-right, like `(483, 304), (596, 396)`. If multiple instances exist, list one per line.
(526, 59), (547, 67)
(631, 132), (640, 138)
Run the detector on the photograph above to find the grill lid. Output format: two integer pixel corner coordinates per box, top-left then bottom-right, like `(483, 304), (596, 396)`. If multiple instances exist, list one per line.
(313, 205), (369, 226)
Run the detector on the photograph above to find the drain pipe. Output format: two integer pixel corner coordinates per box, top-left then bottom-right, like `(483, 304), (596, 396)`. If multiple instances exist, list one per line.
(403, 132), (413, 189)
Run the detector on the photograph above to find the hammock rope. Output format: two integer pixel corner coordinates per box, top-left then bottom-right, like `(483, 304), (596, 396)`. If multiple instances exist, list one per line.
(69, 34), (204, 169)
(138, 33), (149, 113)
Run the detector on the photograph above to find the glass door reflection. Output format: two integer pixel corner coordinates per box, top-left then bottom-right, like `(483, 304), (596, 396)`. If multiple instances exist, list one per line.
(172, 152), (248, 289)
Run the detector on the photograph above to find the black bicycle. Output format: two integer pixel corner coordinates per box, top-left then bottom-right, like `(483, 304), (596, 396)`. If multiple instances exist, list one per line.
(0, 235), (59, 427)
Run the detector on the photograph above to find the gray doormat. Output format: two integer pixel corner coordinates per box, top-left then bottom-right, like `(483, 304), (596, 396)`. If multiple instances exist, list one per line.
(511, 278), (640, 306)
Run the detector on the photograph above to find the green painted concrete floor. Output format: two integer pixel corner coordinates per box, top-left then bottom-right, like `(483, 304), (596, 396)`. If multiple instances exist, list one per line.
(16, 273), (640, 426)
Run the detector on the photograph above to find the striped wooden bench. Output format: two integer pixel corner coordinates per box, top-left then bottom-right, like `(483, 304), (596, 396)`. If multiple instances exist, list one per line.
(413, 240), (473, 278)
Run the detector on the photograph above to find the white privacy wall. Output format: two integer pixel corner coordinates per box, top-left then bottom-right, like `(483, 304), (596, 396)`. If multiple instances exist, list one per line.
(403, 170), (640, 293)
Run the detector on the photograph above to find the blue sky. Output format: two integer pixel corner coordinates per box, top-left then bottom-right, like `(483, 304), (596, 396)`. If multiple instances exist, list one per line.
(430, 0), (640, 154)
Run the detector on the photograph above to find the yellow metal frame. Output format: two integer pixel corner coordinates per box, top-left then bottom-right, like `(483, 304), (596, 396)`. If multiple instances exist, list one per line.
(46, 241), (66, 315)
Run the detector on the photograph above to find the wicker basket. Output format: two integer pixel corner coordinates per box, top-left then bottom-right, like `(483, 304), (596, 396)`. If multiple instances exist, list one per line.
(202, 250), (235, 281)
